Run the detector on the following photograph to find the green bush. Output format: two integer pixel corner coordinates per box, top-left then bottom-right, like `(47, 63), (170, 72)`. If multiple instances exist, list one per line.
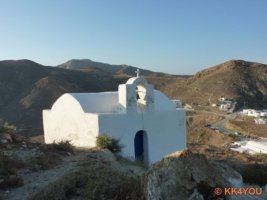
(0, 122), (16, 134)
(96, 135), (122, 153)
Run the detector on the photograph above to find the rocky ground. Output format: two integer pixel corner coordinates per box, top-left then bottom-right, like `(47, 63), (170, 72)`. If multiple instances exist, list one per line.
(1, 119), (267, 200)
(0, 132), (146, 200)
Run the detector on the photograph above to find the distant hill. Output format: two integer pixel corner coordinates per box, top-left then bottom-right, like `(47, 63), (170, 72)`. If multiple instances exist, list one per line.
(0, 59), (127, 135)
(57, 59), (174, 77)
(0, 59), (266, 136)
(160, 60), (267, 108)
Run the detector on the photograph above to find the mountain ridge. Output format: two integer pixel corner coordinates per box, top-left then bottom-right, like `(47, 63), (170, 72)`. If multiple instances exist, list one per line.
(161, 59), (267, 108)
(0, 58), (266, 135)
(57, 58), (176, 77)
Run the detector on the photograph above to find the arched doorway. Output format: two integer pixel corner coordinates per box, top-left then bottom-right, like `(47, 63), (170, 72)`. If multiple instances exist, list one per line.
(134, 130), (148, 162)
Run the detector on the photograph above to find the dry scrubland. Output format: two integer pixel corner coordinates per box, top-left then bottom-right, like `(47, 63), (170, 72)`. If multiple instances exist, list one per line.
(186, 110), (267, 188)
(29, 151), (145, 200)
(187, 110), (267, 163)
(0, 125), (146, 200)
(155, 60), (267, 110)
(0, 137), (146, 200)
(186, 111), (234, 146)
(1, 114), (267, 199)
(225, 114), (267, 137)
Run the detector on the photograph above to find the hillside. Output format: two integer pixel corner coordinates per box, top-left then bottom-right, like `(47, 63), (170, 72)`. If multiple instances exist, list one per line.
(57, 59), (174, 77)
(0, 59), (266, 136)
(0, 132), (250, 200)
(0, 60), (127, 135)
(160, 60), (267, 108)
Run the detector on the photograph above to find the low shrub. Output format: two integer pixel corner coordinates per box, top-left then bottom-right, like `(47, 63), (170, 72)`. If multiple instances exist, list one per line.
(52, 140), (74, 154)
(28, 153), (61, 170)
(0, 122), (16, 134)
(96, 135), (122, 153)
(229, 134), (241, 141)
(30, 165), (144, 200)
(0, 174), (24, 189)
(41, 140), (74, 155)
(81, 170), (143, 200)
(0, 153), (15, 176)
(241, 164), (267, 186)
(0, 153), (24, 189)
(250, 153), (267, 163)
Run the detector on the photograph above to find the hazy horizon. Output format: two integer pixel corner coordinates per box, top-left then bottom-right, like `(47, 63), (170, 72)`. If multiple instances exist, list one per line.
(1, 57), (267, 76)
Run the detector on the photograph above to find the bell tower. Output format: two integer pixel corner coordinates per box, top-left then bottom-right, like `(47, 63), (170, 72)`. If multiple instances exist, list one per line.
(118, 72), (154, 113)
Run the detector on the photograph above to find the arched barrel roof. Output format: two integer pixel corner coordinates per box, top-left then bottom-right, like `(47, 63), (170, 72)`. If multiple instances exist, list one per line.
(52, 92), (119, 113)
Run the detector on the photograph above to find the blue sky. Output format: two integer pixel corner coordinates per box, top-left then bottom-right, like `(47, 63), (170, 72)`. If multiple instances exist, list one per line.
(0, 0), (267, 74)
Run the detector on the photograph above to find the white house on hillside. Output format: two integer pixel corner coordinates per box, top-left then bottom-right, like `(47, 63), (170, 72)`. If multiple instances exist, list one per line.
(255, 118), (267, 125)
(219, 100), (233, 111)
(242, 109), (267, 118)
(43, 75), (186, 164)
(242, 109), (261, 117)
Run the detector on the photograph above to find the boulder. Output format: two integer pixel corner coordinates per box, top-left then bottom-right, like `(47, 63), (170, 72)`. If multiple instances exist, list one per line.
(0, 133), (13, 144)
(144, 149), (239, 200)
(11, 134), (26, 144)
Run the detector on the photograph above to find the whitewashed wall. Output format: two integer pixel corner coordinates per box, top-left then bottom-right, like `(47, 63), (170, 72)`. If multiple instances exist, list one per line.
(43, 94), (99, 147)
(98, 109), (186, 164)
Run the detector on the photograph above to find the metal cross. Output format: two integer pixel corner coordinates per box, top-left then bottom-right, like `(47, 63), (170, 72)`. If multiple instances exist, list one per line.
(135, 68), (140, 77)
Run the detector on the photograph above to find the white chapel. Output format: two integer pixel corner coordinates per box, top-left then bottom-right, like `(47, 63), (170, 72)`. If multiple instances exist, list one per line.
(43, 72), (186, 164)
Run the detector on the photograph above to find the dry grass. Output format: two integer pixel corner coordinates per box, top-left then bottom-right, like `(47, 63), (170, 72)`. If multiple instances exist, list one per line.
(40, 141), (74, 155)
(248, 153), (267, 163)
(187, 111), (234, 147)
(30, 162), (145, 200)
(225, 115), (267, 137)
(151, 60), (267, 110)
(188, 143), (266, 164)
(28, 153), (62, 170)
(27, 141), (74, 170)
(115, 154), (149, 169)
(0, 153), (24, 189)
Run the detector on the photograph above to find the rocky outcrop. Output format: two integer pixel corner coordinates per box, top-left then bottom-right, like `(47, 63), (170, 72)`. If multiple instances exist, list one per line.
(0, 133), (13, 144)
(144, 150), (241, 200)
